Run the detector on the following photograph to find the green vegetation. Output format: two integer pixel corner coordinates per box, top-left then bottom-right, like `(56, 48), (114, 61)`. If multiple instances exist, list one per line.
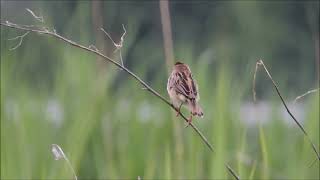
(1, 1), (319, 179)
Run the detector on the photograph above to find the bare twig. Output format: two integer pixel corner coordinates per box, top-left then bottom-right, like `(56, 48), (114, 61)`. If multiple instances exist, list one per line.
(252, 62), (260, 103)
(253, 59), (320, 162)
(8, 31), (30, 50)
(100, 24), (126, 66)
(51, 144), (77, 180)
(0, 19), (242, 178)
(100, 28), (117, 47)
(119, 48), (124, 67)
(88, 44), (99, 52)
(26, 8), (44, 23)
(6, 20), (36, 28)
(119, 24), (126, 50)
(293, 88), (320, 104)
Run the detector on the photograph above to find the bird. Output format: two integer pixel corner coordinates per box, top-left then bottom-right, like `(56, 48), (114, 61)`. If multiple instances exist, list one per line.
(167, 61), (204, 126)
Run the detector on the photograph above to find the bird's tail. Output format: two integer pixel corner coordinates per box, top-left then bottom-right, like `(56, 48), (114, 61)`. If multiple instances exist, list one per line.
(189, 100), (204, 118)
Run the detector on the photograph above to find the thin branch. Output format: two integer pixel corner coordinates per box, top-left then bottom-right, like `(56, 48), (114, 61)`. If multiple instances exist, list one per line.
(100, 24), (126, 66)
(26, 8), (44, 23)
(119, 48), (124, 67)
(100, 27), (117, 47)
(253, 59), (320, 162)
(118, 25), (126, 66)
(119, 24), (126, 50)
(252, 62), (260, 102)
(88, 44), (99, 52)
(0, 21), (242, 178)
(8, 31), (30, 50)
(293, 88), (320, 104)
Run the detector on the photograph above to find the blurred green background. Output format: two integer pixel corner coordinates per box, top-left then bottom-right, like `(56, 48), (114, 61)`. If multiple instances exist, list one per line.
(1, 1), (319, 179)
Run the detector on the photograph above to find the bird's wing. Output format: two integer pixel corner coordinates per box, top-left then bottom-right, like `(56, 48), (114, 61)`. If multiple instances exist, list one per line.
(173, 71), (198, 100)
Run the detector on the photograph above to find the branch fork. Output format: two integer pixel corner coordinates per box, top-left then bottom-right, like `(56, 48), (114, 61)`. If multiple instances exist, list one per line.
(100, 24), (126, 67)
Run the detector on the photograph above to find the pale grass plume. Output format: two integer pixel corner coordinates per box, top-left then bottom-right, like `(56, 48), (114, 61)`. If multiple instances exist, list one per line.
(51, 144), (78, 180)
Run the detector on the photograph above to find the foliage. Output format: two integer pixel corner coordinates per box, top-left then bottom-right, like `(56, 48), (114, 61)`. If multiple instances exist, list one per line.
(1, 1), (319, 179)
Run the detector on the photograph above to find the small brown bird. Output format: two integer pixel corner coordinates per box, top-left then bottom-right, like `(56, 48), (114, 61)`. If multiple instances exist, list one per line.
(167, 61), (204, 126)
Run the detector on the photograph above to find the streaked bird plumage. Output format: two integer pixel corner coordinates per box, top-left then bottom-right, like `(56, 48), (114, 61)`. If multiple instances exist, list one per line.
(167, 61), (203, 125)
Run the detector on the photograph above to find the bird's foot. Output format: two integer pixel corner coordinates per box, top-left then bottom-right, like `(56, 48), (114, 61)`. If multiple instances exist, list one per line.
(176, 109), (180, 117)
(175, 103), (183, 117)
(184, 115), (193, 128)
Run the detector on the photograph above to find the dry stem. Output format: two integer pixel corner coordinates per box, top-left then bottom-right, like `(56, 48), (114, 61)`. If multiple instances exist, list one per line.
(26, 8), (44, 23)
(100, 24), (126, 66)
(253, 59), (320, 162)
(293, 88), (320, 104)
(8, 31), (30, 50)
